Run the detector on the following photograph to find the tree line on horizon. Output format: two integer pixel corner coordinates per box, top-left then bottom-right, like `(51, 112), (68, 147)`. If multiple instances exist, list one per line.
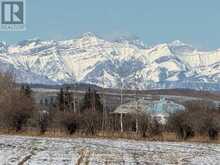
(0, 72), (220, 141)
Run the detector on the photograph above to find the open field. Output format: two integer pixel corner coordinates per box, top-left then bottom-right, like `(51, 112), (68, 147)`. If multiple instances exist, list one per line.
(0, 135), (219, 165)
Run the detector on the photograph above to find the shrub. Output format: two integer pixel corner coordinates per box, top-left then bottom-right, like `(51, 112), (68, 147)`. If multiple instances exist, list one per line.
(81, 109), (102, 135)
(138, 114), (149, 137)
(167, 101), (220, 140)
(59, 112), (80, 135)
(38, 112), (50, 134)
(148, 118), (163, 137)
(0, 91), (34, 131)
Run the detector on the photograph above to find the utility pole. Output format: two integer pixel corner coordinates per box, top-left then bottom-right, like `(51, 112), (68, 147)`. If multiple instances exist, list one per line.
(120, 78), (124, 105)
(71, 72), (76, 113)
(77, 57), (82, 113)
(92, 89), (96, 112)
(102, 70), (106, 131)
(120, 113), (123, 133)
(73, 87), (76, 113)
(135, 75), (139, 133)
(119, 78), (125, 133)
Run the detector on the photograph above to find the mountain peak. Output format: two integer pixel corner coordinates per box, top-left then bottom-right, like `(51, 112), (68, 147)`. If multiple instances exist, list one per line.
(114, 36), (145, 48)
(81, 32), (97, 38)
(0, 41), (7, 53)
(17, 38), (41, 47)
(169, 40), (187, 47)
(0, 41), (7, 46)
(1, 33), (220, 91)
(168, 40), (195, 53)
(0, 41), (7, 49)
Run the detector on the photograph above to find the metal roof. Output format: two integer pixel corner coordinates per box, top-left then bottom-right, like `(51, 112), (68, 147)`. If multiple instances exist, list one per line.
(113, 97), (185, 115)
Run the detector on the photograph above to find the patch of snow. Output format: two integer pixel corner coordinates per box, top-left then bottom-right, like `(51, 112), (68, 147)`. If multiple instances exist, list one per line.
(0, 135), (219, 164)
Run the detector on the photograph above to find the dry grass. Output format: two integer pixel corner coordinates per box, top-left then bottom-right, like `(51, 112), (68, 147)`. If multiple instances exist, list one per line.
(0, 129), (219, 144)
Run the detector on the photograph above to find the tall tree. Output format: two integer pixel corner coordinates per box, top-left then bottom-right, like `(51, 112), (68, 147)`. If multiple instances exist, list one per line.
(57, 88), (65, 111)
(81, 87), (92, 111)
(64, 87), (73, 111)
(0, 74), (34, 132)
(57, 87), (74, 112)
(81, 87), (103, 113)
(20, 85), (32, 98)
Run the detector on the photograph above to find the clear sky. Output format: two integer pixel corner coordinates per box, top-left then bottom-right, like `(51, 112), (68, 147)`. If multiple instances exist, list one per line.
(0, 0), (220, 50)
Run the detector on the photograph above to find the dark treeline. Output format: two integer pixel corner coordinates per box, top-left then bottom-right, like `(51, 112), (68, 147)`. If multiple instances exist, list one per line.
(0, 73), (220, 141)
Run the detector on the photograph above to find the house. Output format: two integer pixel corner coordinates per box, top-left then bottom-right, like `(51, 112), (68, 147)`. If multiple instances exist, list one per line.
(113, 97), (185, 132)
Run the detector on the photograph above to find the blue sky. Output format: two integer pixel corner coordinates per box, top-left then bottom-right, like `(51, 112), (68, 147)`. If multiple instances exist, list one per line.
(1, 0), (220, 50)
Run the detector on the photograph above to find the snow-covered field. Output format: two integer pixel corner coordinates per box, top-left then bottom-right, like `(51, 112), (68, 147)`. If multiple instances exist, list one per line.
(0, 135), (219, 165)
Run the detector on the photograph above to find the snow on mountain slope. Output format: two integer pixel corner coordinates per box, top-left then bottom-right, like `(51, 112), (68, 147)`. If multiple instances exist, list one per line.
(1, 32), (220, 91)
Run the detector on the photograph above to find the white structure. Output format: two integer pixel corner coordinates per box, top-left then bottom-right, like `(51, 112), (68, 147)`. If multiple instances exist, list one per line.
(113, 97), (186, 131)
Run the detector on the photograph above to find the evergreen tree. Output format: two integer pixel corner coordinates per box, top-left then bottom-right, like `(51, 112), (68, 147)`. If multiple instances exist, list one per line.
(81, 87), (92, 110)
(44, 98), (48, 106)
(218, 103), (220, 112)
(20, 85), (32, 98)
(64, 87), (73, 111)
(57, 88), (65, 111)
(81, 87), (103, 113)
(57, 87), (74, 112)
(94, 89), (103, 113)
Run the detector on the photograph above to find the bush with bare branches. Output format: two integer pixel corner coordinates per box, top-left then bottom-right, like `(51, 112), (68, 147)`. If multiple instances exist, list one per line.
(167, 101), (220, 140)
(0, 74), (35, 132)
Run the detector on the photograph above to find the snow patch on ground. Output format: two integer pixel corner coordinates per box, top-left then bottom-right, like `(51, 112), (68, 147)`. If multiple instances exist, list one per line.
(0, 135), (219, 164)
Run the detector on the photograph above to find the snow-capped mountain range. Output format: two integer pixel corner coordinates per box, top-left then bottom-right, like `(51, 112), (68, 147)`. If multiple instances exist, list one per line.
(1, 32), (220, 91)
